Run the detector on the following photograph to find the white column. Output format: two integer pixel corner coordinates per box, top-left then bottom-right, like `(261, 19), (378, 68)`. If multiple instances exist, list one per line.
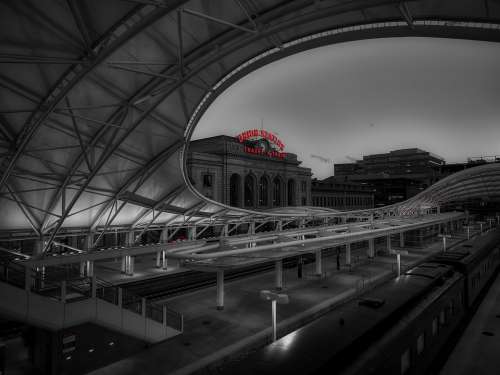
(61, 280), (67, 303)
(80, 261), (86, 277)
(345, 243), (351, 267)
(396, 253), (401, 277)
(156, 251), (161, 268)
(160, 226), (169, 243)
(221, 224), (228, 238)
(118, 288), (123, 308)
(127, 231), (135, 246)
(248, 222), (256, 248)
(162, 250), (167, 270)
(275, 260), (283, 290)
(128, 256), (135, 275)
(91, 275), (96, 298)
(84, 233), (94, 250)
(276, 220), (283, 231)
(87, 260), (94, 277)
(315, 250), (322, 276)
(121, 256), (126, 274)
(272, 299), (277, 342)
(368, 238), (375, 258)
(188, 226), (197, 240)
(25, 266), (32, 291)
(399, 232), (404, 248)
(216, 270), (224, 310)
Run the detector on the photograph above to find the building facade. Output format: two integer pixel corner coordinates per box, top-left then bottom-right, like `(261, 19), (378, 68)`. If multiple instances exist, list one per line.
(334, 148), (444, 206)
(311, 177), (374, 210)
(187, 135), (312, 209)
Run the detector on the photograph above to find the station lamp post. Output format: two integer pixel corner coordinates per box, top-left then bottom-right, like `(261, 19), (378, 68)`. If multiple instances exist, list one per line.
(260, 290), (289, 342)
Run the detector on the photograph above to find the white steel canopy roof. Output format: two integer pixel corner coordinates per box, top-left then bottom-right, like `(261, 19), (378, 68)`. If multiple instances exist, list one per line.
(1, 0), (500, 249)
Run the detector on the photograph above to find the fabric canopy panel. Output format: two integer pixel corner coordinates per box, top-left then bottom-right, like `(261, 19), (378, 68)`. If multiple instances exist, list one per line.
(1, 0), (499, 250)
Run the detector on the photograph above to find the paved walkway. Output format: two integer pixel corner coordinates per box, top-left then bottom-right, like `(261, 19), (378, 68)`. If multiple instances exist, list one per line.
(89, 232), (471, 375)
(440, 269), (500, 375)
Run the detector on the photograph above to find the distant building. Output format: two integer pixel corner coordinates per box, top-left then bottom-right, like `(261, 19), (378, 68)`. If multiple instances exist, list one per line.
(440, 155), (500, 177)
(334, 148), (444, 206)
(311, 177), (374, 210)
(187, 134), (312, 209)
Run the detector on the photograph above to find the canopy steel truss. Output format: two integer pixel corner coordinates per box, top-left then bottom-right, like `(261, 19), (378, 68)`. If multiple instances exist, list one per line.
(0, 0), (499, 253)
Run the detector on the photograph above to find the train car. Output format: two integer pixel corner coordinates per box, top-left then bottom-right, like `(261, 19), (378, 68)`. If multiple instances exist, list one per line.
(430, 230), (500, 307)
(212, 230), (500, 375)
(215, 263), (460, 375)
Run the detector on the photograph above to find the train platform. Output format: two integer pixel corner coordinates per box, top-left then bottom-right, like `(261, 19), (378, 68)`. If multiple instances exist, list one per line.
(93, 256), (185, 284)
(88, 233), (470, 375)
(440, 269), (500, 375)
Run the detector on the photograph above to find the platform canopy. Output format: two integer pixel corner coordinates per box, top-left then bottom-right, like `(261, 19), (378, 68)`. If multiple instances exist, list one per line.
(1, 0), (500, 248)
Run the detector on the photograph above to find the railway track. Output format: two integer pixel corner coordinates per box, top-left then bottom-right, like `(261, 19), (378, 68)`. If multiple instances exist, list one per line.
(119, 255), (314, 302)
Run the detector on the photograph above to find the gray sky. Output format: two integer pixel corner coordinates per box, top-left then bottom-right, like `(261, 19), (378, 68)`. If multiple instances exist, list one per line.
(193, 37), (500, 179)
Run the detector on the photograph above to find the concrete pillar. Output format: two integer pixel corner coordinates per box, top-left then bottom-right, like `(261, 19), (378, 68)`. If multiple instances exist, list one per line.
(275, 260), (283, 290)
(368, 238), (375, 259)
(399, 232), (404, 248)
(70, 235), (79, 249)
(437, 206), (441, 214)
(216, 270), (224, 310)
(121, 256), (126, 274)
(162, 305), (168, 334)
(248, 222), (256, 248)
(160, 226), (169, 243)
(345, 243), (351, 267)
(127, 231), (135, 246)
(162, 250), (167, 270)
(79, 261), (86, 277)
(315, 250), (322, 276)
(86, 260), (94, 277)
(25, 267), (32, 291)
(141, 298), (147, 318)
(276, 220), (283, 231)
(387, 235), (392, 252)
(188, 226), (197, 240)
(117, 287), (123, 308)
(156, 251), (161, 268)
(85, 233), (93, 250)
(128, 256), (134, 276)
(221, 224), (228, 237)
(33, 238), (44, 255)
(299, 218), (306, 229)
(396, 253), (401, 277)
(91, 275), (96, 298)
(61, 280), (66, 303)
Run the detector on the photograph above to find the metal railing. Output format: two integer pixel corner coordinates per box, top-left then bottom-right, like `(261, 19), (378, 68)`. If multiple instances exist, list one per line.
(0, 262), (184, 333)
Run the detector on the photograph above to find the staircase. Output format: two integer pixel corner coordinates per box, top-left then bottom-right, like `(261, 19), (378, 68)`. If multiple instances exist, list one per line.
(0, 262), (183, 343)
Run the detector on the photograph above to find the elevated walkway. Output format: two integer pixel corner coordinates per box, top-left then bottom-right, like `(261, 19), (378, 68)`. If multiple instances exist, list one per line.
(0, 263), (183, 343)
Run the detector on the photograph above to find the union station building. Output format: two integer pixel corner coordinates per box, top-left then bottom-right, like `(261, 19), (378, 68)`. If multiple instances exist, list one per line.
(187, 135), (312, 209)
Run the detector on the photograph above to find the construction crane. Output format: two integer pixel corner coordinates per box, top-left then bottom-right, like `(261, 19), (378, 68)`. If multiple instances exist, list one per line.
(310, 154), (332, 164)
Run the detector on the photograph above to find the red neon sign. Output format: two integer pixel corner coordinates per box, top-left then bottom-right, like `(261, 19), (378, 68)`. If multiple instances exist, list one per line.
(237, 129), (286, 159)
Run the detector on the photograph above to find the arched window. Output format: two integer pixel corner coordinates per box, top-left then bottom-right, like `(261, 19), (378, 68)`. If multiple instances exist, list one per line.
(244, 174), (256, 207)
(259, 176), (269, 206)
(287, 179), (296, 206)
(229, 174), (241, 207)
(273, 176), (282, 207)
